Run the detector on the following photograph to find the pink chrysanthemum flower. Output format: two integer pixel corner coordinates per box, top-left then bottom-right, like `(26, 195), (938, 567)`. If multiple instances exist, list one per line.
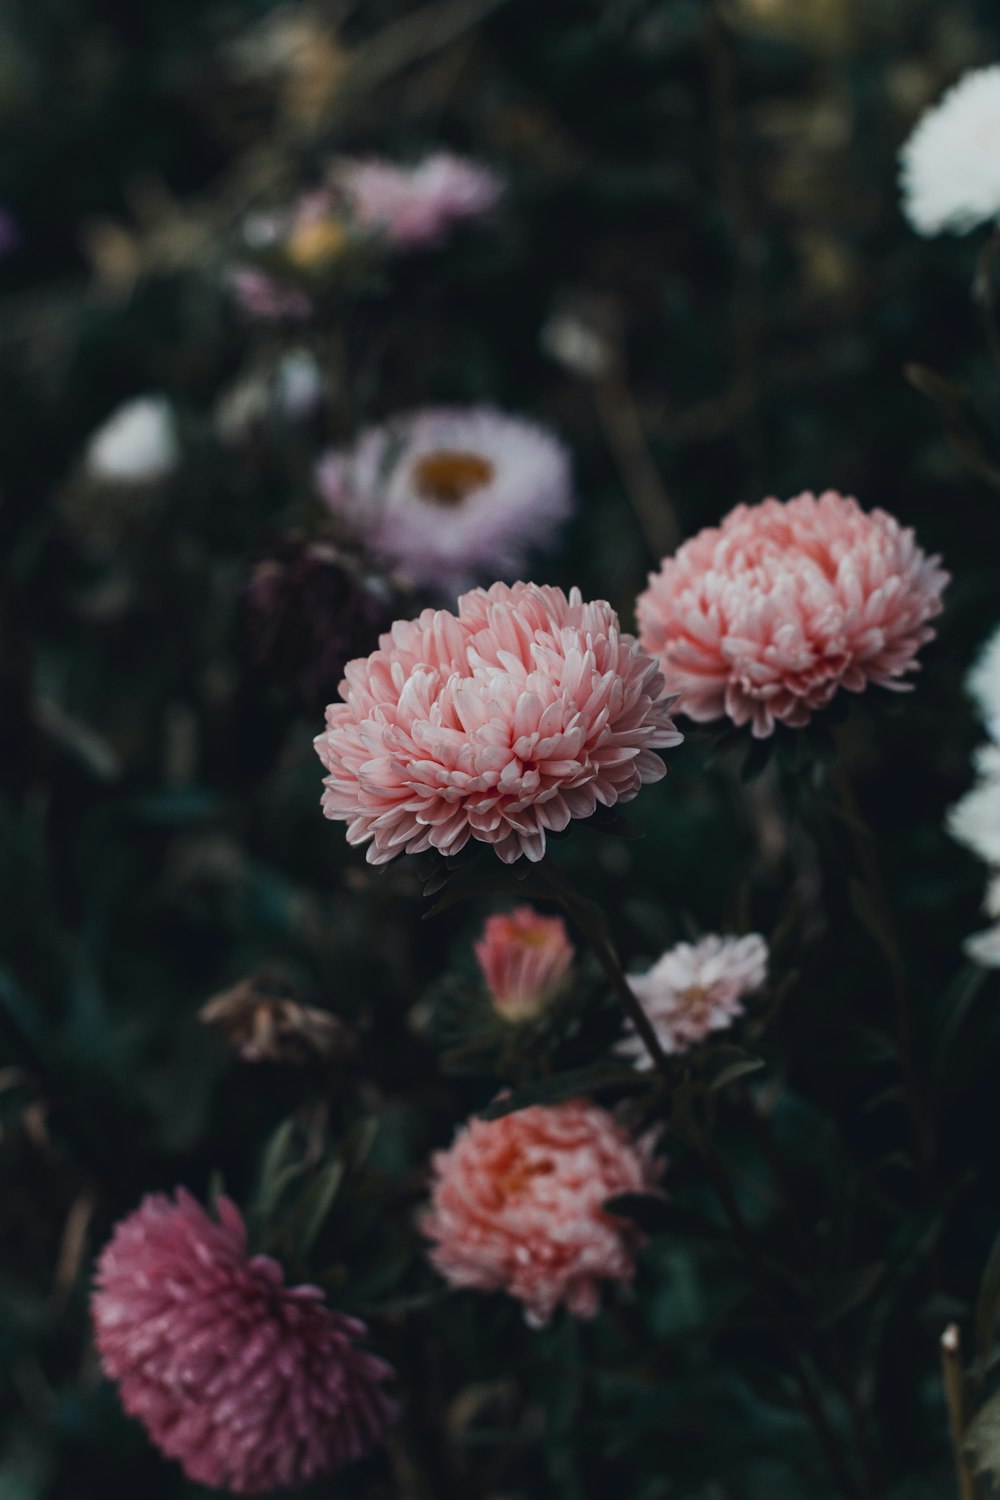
(636, 491), (948, 738)
(475, 906), (575, 1020)
(334, 153), (502, 249)
(92, 1190), (395, 1495)
(421, 1101), (663, 1326)
(316, 407), (572, 593)
(314, 581), (682, 866)
(618, 933), (768, 1065)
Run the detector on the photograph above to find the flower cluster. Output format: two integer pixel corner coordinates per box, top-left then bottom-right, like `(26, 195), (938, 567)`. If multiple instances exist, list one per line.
(92, 1191), (395, 1494)
(421, 1100), (663, 1326)
(314, 581), (682, 865)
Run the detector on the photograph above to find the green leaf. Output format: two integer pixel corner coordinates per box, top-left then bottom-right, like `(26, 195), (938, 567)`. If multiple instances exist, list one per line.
(285, 1159), (346, 1261)
(976, 1229), (1000, 1371)
(479, 1061), (647, 1118)
(697, 1044), (765, 1093)
(254, 1118), (304, 1223)
(813, 1263), (885, 1329)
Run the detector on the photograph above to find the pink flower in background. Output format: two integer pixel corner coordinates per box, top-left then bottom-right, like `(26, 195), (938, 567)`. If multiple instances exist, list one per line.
(636, 491), (947, 738)
(316, 407), (572, 594)
(335, 153), (502, 249)
(231, 267), (313, 322)
(92, 1190), (395, 1494)
(421, 1100), (663, 1326)
(475, 906), (575, 1020)
(314, 581), (681, 865)
(618, 933), (768, 1065)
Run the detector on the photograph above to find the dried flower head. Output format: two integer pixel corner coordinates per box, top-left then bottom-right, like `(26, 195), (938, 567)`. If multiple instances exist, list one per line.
(244, 537), (393, 716)
(421, 1101), (663, 1326)
(636, 491), (947, 738)
(474, 907), (575, 1021)
(199, 975), (351, 1065)
(314, 581), (681, 865)
(92, 1190), (395, 1493)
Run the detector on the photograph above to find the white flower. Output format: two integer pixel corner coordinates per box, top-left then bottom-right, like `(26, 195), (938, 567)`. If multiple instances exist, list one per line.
(618, 933), (768, 1066)
(900, 65), (1000, 235)
(967, 623), (1000, 743)
(85, 396), (178, 484)
(540, 313), (609, 379)
(315, 407), (572, 593)
(948, 744), (1000, 868)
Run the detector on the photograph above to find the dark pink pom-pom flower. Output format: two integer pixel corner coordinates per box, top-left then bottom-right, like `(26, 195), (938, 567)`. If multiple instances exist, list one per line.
(92, 1189), (395, 1494)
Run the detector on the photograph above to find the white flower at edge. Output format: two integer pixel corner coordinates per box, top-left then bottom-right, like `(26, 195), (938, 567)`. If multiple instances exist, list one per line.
(900, 65), (1000, 236)
(967, 624), (1000, 743)
(85, 396), (179, 484)
(617, 933), (768, 1066)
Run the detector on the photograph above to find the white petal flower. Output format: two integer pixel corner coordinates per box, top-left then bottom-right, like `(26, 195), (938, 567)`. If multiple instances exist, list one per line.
(316, 407), (572, 594)
(618, 933), (768, 1065)
(900, 65), (1000, 235)
(85, 396), (178, 484)
(967, 624), (1000, 743)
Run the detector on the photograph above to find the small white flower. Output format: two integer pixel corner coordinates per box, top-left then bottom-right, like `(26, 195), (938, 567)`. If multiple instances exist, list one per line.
(948, 744), (1000, 869)
(900, 65), (1000, 235)
(85, 396), (178, 484)
(967, 624), (1000, 743)
(540, 313), (609, 379)
(618, 933), (768, 1066)
(316, 407), (572, 593)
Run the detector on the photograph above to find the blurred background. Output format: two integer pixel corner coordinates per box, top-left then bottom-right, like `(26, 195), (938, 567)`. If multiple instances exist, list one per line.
(3, 1), (1000, 1496)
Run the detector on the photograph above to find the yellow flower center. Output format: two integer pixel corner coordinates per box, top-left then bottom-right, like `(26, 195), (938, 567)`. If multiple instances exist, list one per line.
(412, 450), (495, 507)
(679, 984), (714, 1024)
(285, 218), (348, 270)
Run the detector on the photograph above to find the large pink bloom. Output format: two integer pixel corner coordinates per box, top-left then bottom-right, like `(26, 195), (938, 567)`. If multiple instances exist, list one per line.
(334, 153), (502, 249)
(475, 906), (575, 1020)
(636, 491), (948, 738)
(314, 582), (682, 865)
(421, 1101), (663, 1326)
(92, 1190), (395, 1494)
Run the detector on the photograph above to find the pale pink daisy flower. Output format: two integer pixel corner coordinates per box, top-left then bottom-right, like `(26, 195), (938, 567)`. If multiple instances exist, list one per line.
(316, 407), (572, 593)
(475, 906), (575, 1020)
(92, 1189), (395, 1494)
(334, 152), (502, 249)
(314, 581), (682, 866)
(636, 491), (948, 739)
(618, 933), (768, 1064)
(421, 1100), (663, 1327)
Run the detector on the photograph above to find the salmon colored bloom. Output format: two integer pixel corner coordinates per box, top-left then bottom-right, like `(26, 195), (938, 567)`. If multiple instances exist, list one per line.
(421, 1101), (663, 1326)
(475, 906), (574, 1020)
(92, 1190), (395, 1494)
(636, 491), (947, 738)
(314, 581), (681, 865)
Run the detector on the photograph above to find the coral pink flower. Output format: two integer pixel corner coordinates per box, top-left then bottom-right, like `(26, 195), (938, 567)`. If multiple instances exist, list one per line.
(316, 406), (572, 594)
(334, 153), (502, 249)
(314, 581), (682, 865)
(421, 1101), (663, 1326)
(475, 906), (575, 1020)
(636, 491), (948, 738)
(92, 1190), (395, 1494)
(618, 933), (768, 1065)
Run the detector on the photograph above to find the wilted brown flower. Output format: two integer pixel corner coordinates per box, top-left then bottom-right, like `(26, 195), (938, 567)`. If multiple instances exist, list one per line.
(199, 974), (350, 1065)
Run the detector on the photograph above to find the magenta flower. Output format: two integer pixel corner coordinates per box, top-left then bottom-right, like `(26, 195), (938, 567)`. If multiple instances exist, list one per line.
(636, 490), (948, 738)
(335, 152), (502, 249)
(314, 581), (682, 866)
(421, 1100), (663, 1327)
(316, 406), (572, 594)
(92, 1190), (395, 1494)
(475, 906), (575, 1020)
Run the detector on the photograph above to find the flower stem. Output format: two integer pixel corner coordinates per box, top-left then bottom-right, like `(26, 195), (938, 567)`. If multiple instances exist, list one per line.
(941, 1324), (980, 1500)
